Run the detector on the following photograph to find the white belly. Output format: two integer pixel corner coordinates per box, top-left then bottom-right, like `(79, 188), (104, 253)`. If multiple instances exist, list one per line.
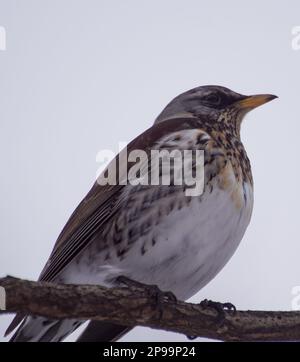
(62, 181), (253, 301)
(115, 181), (253, 300)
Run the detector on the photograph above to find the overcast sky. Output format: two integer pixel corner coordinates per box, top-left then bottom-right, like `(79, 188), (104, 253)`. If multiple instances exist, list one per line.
(0, 0), (300, 342)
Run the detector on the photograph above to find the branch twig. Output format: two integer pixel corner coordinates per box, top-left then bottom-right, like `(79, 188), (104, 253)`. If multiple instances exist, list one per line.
(0, 276), (299, 341)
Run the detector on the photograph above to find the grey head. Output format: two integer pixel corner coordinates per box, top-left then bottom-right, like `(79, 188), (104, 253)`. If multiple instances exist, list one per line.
(154, 85), (277, 137)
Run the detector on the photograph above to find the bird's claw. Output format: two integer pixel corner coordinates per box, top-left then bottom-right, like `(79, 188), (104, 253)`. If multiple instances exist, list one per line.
(147, 285), (177, 303)
(116, 275), (177, 318)
(138, 284), (177, 319)
(200, 299), (236, 325)
(185, 299), (236, 340)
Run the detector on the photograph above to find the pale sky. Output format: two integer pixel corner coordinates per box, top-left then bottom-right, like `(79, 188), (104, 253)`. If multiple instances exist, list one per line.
(0, 0), (300, 342)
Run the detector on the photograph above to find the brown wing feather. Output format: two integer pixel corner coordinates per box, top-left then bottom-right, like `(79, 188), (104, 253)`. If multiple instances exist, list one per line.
(5, 117), (201, 336)
(39, 117), (201, 282)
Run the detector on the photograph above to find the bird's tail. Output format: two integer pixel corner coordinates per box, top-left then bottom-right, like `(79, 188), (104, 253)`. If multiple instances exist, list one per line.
(7, 316), (131, 342)
(8, 316), (82, 342)
(76, 321), (130, 342)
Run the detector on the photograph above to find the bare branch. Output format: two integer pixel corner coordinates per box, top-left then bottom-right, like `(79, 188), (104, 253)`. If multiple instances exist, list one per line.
(0, 276), (299, 341)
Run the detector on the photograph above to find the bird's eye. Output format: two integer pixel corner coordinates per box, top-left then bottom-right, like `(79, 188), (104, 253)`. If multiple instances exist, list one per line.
(204, 93), (221, 104)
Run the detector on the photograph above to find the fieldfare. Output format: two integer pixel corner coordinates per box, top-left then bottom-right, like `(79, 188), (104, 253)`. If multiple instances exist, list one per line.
(6, 85), (277, 341)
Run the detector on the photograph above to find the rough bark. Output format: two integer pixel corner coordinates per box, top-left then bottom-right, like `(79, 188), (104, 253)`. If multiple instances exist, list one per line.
(0, 276), (299, 341)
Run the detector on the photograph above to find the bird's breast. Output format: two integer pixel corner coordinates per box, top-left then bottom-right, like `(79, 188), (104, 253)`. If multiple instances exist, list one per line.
(107, 174), (254, 300)
(60, 129), (254, 301)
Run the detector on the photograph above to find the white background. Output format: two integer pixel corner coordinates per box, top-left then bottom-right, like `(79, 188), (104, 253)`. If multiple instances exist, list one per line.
(0, 0), (300, 341)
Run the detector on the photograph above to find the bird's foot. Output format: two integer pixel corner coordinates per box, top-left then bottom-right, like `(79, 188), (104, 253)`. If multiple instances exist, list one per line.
(186, 299), (236, 340)
(116, 275), (177, 318)
(200, 299), (236, 323)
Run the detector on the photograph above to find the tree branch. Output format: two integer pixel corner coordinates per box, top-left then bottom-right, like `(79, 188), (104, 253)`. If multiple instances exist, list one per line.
(0, 276), (299, 341)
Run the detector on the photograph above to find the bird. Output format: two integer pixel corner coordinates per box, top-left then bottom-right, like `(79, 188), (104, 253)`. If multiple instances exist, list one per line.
(6, 85), (277, 342)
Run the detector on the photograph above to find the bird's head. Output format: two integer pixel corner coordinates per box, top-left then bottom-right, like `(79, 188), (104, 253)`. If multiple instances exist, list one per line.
(154, 85), (277, 138)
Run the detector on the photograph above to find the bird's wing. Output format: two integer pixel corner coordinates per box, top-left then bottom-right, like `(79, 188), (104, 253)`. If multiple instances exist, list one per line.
(38, 182), (122, 282)
(6, 117), (218, 336)
(37, 117), (204, 282)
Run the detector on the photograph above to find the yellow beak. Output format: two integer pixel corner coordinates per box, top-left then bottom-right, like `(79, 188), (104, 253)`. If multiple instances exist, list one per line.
(236, 94), (278, 110)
